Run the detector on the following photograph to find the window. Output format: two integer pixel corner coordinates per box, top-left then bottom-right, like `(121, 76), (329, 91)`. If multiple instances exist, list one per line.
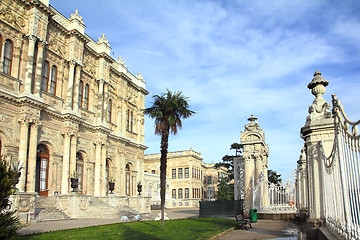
(178, 168), (183, 179)
(208, 176), (212, 184)
(185, 167), (189, 178)
(127, 109), (133, 131)
(3, 40), (13, 75)
(192, 168), (194, 178)
(0, 138), (2, 156)
(185, 188), (189, 198)
(41, 61), (49, 91)
(49, 65), (57, 95)
(151, 170), (155, 174)
(84, 84), (89, 109)
(172, 189), (176, 199)
(130, 111), (133, 131)
(107, 99), (112, 122)
(126, 163), (132, 195)
(78, 80), (83, 107)
(76, 153), (84, 192)
(178, 188), (183, 199)
(172, 169), (176, 179)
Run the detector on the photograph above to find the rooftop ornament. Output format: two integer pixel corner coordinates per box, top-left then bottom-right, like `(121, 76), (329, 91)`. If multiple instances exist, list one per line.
(69, 9), (84, 24)
(307, 70), (329, 99)
(248, 115), (258, 124)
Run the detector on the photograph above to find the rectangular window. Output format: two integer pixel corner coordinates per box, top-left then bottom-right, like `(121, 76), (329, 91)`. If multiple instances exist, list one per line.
(185, 168), (189, 178)
(172, 169), (176, 179)
(49, 66), (57, 95)
(178, 188), (183, 199)
(178, 168), (183, 179)
(78, 80), (83, 107)
(208, 176), (212, 184)
(3, 40), (13, 75)
(41, 61), (49, 91)
(107, 99), (112, 122)
(84, 84), (89, 110)
(126, 109), (130, 131)
(185, 188), (189, 198)
(172, 189), (176, 199)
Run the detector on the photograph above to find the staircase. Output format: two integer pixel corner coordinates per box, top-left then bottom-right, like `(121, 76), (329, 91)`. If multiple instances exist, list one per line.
(35, 197), (71, 222)
(80, 197), (139, 219)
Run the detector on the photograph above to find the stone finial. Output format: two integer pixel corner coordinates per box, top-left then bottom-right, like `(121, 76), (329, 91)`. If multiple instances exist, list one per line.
(306, 70), (331, 123)
(117, 56), (125, 66)
(247, 115), (258, 123)
(137, 72), (144, 80)
(69, 9), (84, 24)
(98, 33), (110, 47)
(307, 70), (329, 98)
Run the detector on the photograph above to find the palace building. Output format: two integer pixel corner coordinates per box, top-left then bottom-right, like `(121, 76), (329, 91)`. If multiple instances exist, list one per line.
(144, 149), (228, 208)
(0, 0), (149, 221)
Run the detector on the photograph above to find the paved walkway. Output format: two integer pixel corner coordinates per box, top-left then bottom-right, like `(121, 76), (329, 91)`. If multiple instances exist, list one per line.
(20, 209), (302, 239)
(217, 220), (300, 240)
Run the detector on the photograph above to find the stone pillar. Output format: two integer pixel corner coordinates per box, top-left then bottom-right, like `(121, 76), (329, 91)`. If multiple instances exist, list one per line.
(26, 120), (40, 192)
(69, 134), (77, 176)
(244, 156), (254, 209)
(73, 66), (82, 112)
(61, 132), (72, 194)
(101, 144), (107, 196)
(300, 70), (334, 237)
(66, 61), (76, 109)
(94, 140), (102, 196)
(34, 41), (46, 97)
(17, 117), (30, 192)
(24, 36), (37, 93)
(255, 155), (262, 183)
(97, 80), (104, 123)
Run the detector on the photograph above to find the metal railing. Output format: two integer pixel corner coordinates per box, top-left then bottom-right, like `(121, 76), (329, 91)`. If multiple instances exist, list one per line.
(319, 94), (360, 239)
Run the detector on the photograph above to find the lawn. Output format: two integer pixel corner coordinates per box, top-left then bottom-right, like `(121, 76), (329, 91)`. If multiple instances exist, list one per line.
(18, 218), (235, 240)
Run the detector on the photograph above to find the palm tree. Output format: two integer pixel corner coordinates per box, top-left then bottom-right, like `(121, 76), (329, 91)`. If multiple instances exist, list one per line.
(144, 90), (195, 228)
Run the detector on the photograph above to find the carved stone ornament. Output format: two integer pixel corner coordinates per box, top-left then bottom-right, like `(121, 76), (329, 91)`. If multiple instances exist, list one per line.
(306, 70), (332, 123)
(98, 33), (110, 47)
(69, 9), (84, 24)
(0, 5), (26, 32)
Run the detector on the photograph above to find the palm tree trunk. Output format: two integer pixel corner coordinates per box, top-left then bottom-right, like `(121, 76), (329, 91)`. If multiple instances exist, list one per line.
(160, 130), (169, 228)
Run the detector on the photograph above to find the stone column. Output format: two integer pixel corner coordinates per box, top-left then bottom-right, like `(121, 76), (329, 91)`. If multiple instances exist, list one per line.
(61, 131), (72, 194)
(69, 134), (78, 176)
(17, 117), (30, 192)
(94, 140), (102, 196)
(97, 80), (104, 123)
(34, 41), (46, 97)
(101, 144), (107, 196)
(254, 155), (262, 183)
(66, 61), (76, 109)
(24, 36), (37, 93)
(244, 156), (254, 209)
(26, 120), (40, 192)
(73, 66), (82, 112)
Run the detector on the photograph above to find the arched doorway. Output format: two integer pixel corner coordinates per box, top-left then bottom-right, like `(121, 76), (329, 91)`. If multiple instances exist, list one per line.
(76, 153), (84, 193)
(36, 145), (49, 196)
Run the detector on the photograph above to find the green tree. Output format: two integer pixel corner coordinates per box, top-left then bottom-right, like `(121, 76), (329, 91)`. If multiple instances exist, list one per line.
(144, 90), (195, 228)
(214, 143), (241, 181)
(0, 157), (22, 239)
(216, 178), (234, 201)
(267, 170), (282, 185)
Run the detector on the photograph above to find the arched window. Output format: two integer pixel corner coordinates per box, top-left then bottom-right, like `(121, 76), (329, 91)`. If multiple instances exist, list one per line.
(126, 163), (131, 196)
(178, 188), (183, 199)
(36, 144), (49, 196)
(78, 80), (83, 107)
(41, 61), (49, 91)
(84, 84), (89, 110)
(3, 40), (13, 75)
(49, 65), (57, 95)
(76, 153), (84, 192)
(107, 99), (112, 122)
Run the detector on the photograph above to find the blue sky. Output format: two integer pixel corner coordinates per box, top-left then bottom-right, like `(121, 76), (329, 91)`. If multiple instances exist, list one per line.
(52, 0), (360, 178)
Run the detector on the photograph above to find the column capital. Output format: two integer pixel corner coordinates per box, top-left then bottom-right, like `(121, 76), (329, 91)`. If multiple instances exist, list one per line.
(29, 118), (41, 128)
(18, 116), (30, 125)
(25, 35), (38, 43)
(61, 130), (77, 137)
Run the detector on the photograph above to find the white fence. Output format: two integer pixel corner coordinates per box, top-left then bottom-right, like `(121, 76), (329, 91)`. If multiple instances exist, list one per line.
(253, 172), (296, 213)
(320, 94), (360, 239)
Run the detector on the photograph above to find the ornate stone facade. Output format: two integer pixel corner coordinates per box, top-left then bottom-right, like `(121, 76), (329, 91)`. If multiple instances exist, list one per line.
(144, 149), (228, 208)
(0, 0), (149, 221)
(235, 115), (269, 210)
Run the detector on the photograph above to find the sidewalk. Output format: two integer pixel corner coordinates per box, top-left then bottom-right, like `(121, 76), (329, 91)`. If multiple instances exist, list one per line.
(19, 208), (199, 235)
(217, 220), (300, 240)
